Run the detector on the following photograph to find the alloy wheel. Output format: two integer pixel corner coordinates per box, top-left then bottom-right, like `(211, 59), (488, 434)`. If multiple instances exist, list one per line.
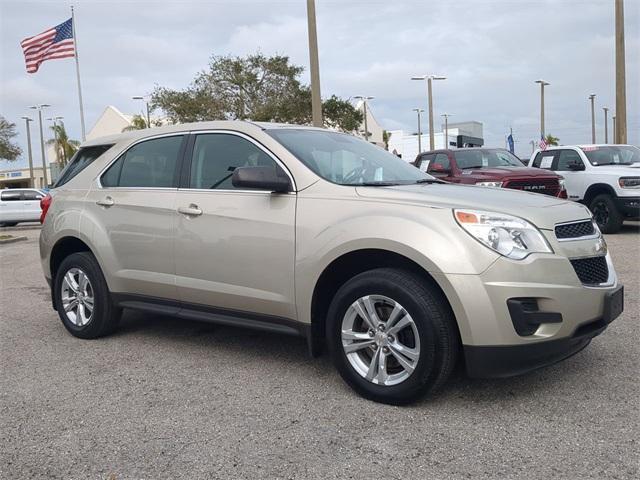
(592, 201), (610, 228)
(341, 295), (420, 386)
(61, 268), (95, 327)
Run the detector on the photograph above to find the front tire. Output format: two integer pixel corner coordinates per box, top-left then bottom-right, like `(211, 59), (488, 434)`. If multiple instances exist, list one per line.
(589, 194), (623, 233)
(53, 252), (121, 338)
(326, 268), (459, 405)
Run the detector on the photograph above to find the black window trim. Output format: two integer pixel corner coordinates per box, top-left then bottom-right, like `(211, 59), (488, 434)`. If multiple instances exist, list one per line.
(97, 133), (187, 190)
(176, 130), (297, 193)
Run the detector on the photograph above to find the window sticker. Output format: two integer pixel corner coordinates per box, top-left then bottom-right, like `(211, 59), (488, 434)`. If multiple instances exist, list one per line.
(419, 160), (430, 172)
(540, 156), (554, 169)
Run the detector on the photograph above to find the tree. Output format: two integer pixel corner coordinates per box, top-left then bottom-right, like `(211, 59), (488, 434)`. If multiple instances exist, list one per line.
(0, 115), (22, 161)
(545, 134), (560, 146)
(151, 53), (362, 131)
(122, 114), (149, 132)
(46, 122), (79, 166)
(382, 130), (391, 150)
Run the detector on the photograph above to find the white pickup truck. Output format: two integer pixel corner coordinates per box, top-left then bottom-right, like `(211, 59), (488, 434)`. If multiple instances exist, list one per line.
(527, 144), (640, 233)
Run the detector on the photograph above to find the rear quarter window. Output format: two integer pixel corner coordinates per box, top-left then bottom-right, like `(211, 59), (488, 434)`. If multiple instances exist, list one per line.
(53, 144), (114, 187)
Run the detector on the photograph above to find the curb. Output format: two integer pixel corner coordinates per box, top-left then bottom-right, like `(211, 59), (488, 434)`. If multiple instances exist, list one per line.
(0, 236), (28, 245)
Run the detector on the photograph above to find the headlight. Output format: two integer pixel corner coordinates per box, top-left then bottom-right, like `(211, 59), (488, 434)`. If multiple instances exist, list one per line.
(557, 175), (566, 188)
(475, 181), (503, 188)
(618, 177), (640, 189)
(454, 209), (553, 260)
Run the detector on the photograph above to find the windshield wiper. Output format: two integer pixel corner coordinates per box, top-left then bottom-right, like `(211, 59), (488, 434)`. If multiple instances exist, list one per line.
(355, 181), (403, 186)
(414, 178), (444, 184)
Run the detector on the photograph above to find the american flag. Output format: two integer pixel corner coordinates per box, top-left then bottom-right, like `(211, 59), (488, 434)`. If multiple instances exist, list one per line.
(538, 134), (548, 151)
(21, 18), (75, 73)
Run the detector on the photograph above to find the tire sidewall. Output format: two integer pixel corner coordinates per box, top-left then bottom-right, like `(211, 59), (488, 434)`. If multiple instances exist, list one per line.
(590, 194), (622, 233)
(327, 270), (445, 404)
(54, 252), (112, 338)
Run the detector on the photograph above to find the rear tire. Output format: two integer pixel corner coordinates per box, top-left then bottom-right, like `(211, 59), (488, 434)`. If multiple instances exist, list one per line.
(53, 252), (121, 339)
(589, 194), (623, 234)
(326, 268), (459, 405)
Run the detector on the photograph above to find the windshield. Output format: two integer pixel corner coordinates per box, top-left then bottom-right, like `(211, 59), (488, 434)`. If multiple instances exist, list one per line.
(454, 149), (523, 169)
(266, 129), (434, 185)
(580, 145), (640, 166)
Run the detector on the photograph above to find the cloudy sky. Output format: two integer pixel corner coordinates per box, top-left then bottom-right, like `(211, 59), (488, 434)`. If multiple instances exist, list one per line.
(1, 0), (638, 168)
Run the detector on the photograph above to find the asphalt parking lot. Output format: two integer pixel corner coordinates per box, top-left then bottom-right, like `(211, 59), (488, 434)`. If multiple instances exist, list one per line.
(1, 224), (638, 479)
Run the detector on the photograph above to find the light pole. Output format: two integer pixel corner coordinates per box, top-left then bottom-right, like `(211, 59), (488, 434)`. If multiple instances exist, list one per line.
(29, 104), (50, 187)
(441, 113), (451, 149)
(46, 116), (64, 165)
(589, 94), (596, 143)
(603, 107), (609, 143)
(306, 0), (323, 127)
(613, 115), (617, 143)
(411, 74), (446, 150)
(132, 96), (151, 128)
(535, 80), (550, 138)
(412, 108), (424, 153)
(354, 96), (374, 142)
(21, 117), (35, 188)
(615, 0), (627, 143)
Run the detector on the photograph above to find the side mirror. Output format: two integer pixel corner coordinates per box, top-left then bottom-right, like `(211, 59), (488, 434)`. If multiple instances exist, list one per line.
(567, 161), (585, 171)
(232, 165), (292, 193)
(430, 163), (450, 174)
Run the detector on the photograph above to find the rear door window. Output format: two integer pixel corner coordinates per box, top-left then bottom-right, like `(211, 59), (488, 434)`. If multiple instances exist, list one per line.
(0, 190), (22, 202)
(54, 145), (114, 187)
(532, 151), (556, 169)
(101, 135), (184, 188)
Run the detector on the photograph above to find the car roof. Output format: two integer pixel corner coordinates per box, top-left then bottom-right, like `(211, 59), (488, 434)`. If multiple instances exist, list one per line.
(81, 120), (325, 147)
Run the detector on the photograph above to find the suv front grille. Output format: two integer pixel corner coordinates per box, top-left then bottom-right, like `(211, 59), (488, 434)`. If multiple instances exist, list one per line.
(503, 178), (560, 197)
(570, 256), (609, 285)
(555, 220), (595, 240)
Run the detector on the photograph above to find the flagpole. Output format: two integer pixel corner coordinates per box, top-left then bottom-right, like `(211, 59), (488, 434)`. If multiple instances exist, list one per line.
(71, 6), (86, 141)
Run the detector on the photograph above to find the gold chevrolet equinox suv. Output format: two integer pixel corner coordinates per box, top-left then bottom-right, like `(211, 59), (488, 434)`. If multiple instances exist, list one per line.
(39, 122), (624, 404)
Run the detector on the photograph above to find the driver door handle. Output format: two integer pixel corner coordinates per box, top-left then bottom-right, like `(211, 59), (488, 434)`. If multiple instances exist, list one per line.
(178, 204), (203, 217)
(96, 196), (115, 207)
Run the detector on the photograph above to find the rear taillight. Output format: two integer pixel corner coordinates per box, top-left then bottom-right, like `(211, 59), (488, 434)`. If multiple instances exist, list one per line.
(40, 193), (52, 224)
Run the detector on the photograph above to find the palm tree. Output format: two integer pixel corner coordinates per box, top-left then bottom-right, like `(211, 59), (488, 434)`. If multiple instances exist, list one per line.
(545, 134), (560, 146)
(122, 114), (148, 132)
(46, 122), (80, 166)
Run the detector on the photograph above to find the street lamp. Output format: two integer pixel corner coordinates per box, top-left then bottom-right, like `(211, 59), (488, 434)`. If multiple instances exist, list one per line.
(603, 107), (609, 143)
(613, 115), (617, 143)
(412, 108), (424, 153)
(354, 96), (374, 142)
(589, 94), (596, 143)
(534, 80), (550, 138)
(21, 117), (35, 188)
(441, 113), (452, 149)
(29, 104), (50, 187)
(132, 96), (151, 128)
(46, 116), (65, 165)
(411, 75), (446, 150)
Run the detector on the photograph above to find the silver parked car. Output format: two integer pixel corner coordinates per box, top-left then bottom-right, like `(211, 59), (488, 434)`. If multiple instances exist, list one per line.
(39, 122), (623, 404)
(0, 188), (45, 226)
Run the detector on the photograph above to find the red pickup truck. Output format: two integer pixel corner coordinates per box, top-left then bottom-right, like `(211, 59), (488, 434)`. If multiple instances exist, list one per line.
(413, 148), (566, 198)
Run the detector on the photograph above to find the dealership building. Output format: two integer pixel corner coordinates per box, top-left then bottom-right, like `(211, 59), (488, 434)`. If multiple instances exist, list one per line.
(388, 121), (484, 161)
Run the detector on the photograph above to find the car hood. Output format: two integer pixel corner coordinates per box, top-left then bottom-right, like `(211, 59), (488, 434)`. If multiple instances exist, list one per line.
(588, 164), (640, 175)
(459, 166), (559, 179)
(355, 183), (589, 230)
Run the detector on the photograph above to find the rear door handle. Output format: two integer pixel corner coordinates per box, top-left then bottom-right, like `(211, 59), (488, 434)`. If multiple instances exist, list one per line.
(178, 204), (203, 216)
(96, 196), (115, 207)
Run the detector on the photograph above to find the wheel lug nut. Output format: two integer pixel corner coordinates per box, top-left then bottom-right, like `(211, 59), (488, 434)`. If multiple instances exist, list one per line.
(382, 347), (389, 354)
(387, 335), (394, 342)
(368, 330), (374, 337)
(378, 324), (385, 331)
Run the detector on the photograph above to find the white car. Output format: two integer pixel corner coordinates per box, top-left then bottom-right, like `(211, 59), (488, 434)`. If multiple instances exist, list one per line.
(528, 145), (640, 233)
(0, 188), (46, 227)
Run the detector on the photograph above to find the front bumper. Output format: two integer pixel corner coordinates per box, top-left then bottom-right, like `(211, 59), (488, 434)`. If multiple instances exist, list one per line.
(614, 195), (640, 218)
(464, 285), (623, 377)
